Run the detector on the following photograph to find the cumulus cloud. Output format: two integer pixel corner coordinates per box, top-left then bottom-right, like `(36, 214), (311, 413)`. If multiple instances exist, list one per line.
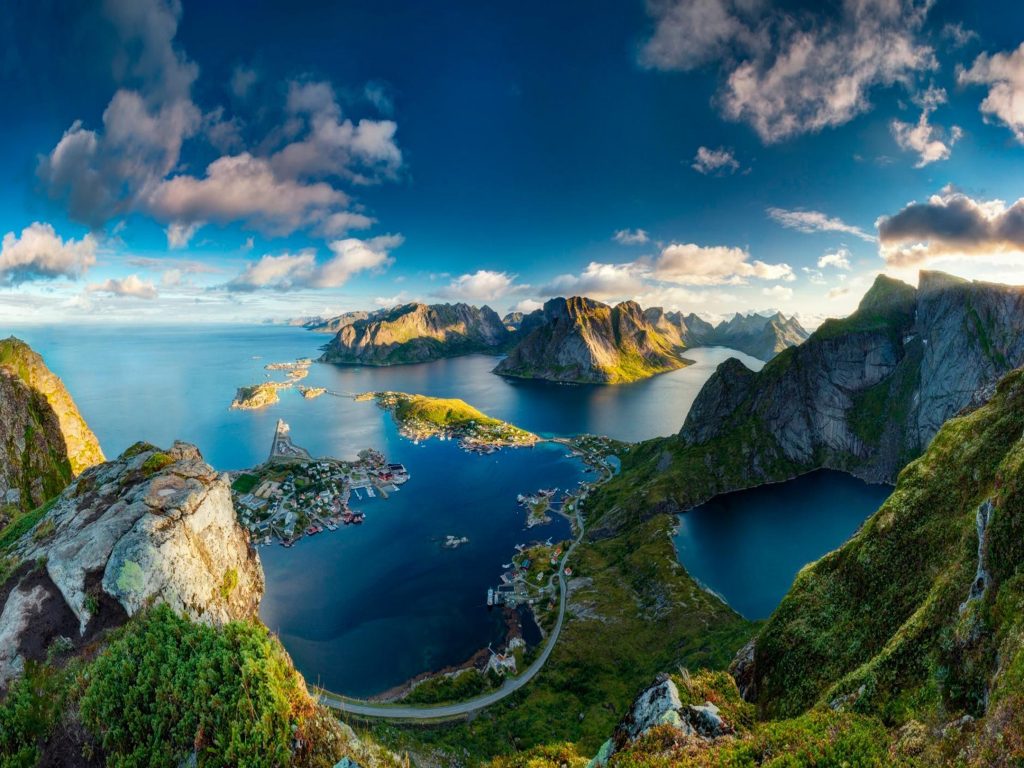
(437, 270), (517, 303)
(818, 248), (852, 270)
(226, 234), (400, 292)
(87, 274), (158, 299)
(37, 1), (403, 244)
(652, 243), (793, 285)
(541, 262), (649, 300)
(827, 286), (851, 299)
(959, 43), (1024, 143)
(613, 228), (650, 245)
(642, 0), (935, 143)
(767, 207), (877, 242)
(876, 188), (1024, 266)
(890, 87), (961, 167)
(691, 146), (740, 175)
(0, 223), (97, 285)
(762, 285), (793, 300)
(511, 298), (543, 314)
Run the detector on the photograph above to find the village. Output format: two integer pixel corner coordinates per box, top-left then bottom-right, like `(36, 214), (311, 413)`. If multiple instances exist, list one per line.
(230, 419), (409, 547)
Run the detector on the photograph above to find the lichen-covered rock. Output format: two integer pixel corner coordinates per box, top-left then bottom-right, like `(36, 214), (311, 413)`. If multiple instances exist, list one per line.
(0, 337), (104, 510)
(0, 441), (263, 686)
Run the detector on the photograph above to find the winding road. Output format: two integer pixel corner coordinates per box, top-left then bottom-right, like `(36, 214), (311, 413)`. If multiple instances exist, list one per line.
(317, 511), (586, 720)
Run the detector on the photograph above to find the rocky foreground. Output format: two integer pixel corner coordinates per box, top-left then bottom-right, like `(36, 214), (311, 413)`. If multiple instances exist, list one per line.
(0, 440), (263, 686)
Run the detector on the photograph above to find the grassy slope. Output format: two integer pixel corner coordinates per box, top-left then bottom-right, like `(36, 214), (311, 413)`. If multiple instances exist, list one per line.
(370, 392), (537, 441)
(750, 367), (1024, 760)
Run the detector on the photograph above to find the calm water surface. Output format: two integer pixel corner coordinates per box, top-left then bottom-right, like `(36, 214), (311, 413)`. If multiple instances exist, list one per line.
(673, 470), (893, 620)
(10, 323), (763, 695)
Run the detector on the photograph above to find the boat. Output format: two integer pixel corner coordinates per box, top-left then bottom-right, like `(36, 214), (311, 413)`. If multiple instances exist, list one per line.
(487, 588), (494, 607)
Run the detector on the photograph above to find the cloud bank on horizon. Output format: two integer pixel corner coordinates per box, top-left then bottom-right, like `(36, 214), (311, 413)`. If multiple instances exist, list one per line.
(3, 0), (1024, 325)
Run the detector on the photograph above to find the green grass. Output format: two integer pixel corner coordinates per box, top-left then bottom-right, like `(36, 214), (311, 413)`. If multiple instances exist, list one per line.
(231, 473), (260, 493)
(0, 498), (58, 552)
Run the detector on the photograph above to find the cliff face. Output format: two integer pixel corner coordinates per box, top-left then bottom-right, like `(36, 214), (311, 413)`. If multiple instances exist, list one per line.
(681, 271), (1024, 485)
(0, 440), (263, 686)
(494, 297), (689, 384)
(0, 337), (103, 511)
(319, 302), (510, 365)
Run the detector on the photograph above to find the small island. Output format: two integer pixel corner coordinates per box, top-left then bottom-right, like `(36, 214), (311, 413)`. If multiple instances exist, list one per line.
(358, 391), (539, 452)
(230, 381), (290, 410)
(297, 386), (326, 399)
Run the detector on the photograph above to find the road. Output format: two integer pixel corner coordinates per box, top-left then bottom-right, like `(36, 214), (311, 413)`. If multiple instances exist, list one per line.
(317, 511), (586, 720)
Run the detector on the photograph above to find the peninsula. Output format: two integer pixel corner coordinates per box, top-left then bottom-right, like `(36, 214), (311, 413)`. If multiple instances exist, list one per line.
(359, 391), (538, 451)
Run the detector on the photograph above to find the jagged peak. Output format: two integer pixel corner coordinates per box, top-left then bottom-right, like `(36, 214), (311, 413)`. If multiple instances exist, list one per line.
(855, 274), (917, 314)
(916, 269), (969, 295)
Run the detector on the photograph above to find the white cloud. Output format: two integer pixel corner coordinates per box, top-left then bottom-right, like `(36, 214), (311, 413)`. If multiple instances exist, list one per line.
(511, 298), (543, 314)
(826, 286), (851, 300)
(37, 3), (402, 244)
(541, 262), (649, 299)
(166, 221), (201, 249)
(642, 0), (935, 143)
(437, 270), (517, 303)
(146, 153), (349, 236)
(959, 43), (1024, 143)
(691, 146), (740, 175)
(762, 285), (793, 300)
(0, 223), (97, 284)
(876, 187), (1024, 266)
(890, 87), (961, 167)
(613, 228), (650, 245)
(230, 65), (258, 99)
(226, 234), (400, 292)
(818, 248), (852, 270)
(767, 207), (877, 242)
(653, 243), (793, 285)
(87, 274), (158, 299)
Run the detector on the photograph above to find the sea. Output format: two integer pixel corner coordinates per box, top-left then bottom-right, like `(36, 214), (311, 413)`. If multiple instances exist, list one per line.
(10, 323), (889, 695)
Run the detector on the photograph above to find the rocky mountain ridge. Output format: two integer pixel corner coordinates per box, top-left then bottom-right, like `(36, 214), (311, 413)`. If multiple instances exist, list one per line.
(319, 302), (510, 365)
(494, 297), (689, 384)
(644, 308), (809, 361)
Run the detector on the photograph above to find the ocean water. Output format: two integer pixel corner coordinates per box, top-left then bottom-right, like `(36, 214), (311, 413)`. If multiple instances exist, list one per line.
(10, 323), (764, 695)
(672, 470), (894, 620)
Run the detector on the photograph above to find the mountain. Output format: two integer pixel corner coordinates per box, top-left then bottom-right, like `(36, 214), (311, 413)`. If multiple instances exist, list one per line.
(0, 337), (103, 512)
(494, 297), (690, 384)
(305, 309), (378, 334)
(319, 302), (511, 365)
(586, 271), (1024, 537)
(489, 365), (1024, 766)
(648, 309), (809, 361)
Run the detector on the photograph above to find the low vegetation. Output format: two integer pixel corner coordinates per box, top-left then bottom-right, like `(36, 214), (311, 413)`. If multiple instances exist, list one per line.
(363, 391), (538, 446)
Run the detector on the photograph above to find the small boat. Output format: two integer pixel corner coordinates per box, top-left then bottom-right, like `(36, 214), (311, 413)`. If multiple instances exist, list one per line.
(487, 588), (494, 607)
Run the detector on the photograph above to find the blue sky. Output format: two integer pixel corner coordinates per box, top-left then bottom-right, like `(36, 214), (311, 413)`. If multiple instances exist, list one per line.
(4, 0), (1024, 325)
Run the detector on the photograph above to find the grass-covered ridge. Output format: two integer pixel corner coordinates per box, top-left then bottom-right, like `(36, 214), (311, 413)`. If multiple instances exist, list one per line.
(361, 391), (539, 446)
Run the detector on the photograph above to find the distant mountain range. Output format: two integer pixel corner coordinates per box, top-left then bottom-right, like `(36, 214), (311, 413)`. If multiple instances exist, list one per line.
(309, 298), (807, 384)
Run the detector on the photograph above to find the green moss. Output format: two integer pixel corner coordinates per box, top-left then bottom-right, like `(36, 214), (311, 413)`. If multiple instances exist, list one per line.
(121, 441), (158, 459)
(30, 517), (55, 543)
(220, 567), (239, 601)
(0, 498), (58, 553)
(140, 451), (174, 476)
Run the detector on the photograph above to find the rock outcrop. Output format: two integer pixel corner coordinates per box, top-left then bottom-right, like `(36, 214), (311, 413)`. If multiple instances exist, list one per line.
(306, 309), (378, 335)
(0, 337), (103, 511)
(0, 441), (262, 686)
(495, 297), (689, 384)
(319, 302), (510, 365)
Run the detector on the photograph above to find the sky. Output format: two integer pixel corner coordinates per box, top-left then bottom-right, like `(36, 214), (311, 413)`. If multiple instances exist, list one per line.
(4, 0), (1024, 326)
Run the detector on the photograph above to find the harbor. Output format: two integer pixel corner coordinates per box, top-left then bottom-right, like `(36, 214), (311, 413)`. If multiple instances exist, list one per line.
(231, 419), (409, 547)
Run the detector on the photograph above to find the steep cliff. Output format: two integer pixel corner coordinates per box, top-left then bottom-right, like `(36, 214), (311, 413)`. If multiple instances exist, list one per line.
(0, 337), (103, 512)
(0, 440), (263, 687)
(495, 297), (689, 384)
(587, 272), (1024, 534)
(319, 302), (510, 365)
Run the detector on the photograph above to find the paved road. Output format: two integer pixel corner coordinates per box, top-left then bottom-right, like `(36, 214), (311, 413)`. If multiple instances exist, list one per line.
(317, 512), (585, 720)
